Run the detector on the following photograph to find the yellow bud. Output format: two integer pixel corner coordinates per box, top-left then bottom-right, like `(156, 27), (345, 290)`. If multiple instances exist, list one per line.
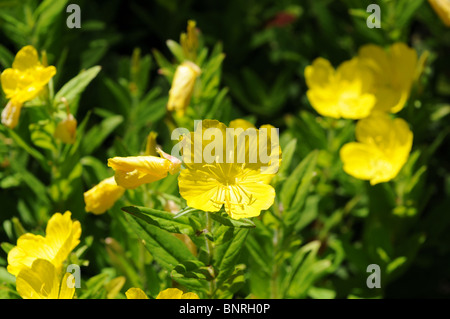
(84, 177), (126, 214)
(167, 61), (201, 116)
(54, 113), (77, 144)
(1, 100), (23, 129)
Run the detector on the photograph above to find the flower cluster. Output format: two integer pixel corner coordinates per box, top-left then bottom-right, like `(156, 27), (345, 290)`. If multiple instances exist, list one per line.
(7, 212), (81, 299)
(1, 46), (56, 129)
(305, 43), (417, 185)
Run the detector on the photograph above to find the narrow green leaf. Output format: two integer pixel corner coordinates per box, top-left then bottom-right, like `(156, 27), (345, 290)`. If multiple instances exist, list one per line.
(54, 65), (102, 112)
(209, 211), (255, 229)
(122, 206), (195, 235)
(213, 228), (249, 286)
(81, 114), (123, 154)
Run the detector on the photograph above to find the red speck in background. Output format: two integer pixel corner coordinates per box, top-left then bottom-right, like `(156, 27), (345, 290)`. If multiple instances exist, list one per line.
(266, 11), (297, 28)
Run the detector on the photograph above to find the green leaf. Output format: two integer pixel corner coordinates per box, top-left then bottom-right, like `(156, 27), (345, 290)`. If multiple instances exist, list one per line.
(126, 213), (196, 271)
(54, 66), (102, 113)
(1, 242), (14, 254)
(122, 206), (196, 235)
(209, 211), (255, 229)
(81, 114), (123, 155)
(166, 39), (185, 63)
(7, 129), (49, 171)
(213, 228), (249, 286)
(215, 264), (246, 299)
(284, 241), (332, 298)
(281, 150), (318, 226)
(170, 260), (211, 292)
(33, 0), (69, 43)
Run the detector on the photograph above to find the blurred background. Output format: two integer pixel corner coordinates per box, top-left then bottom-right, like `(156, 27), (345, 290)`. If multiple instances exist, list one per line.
(0, 0), (449, 298)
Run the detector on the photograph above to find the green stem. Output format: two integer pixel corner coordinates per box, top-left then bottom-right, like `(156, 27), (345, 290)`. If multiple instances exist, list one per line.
(270, 199), (283, 299)
(205, 212), (216, 298)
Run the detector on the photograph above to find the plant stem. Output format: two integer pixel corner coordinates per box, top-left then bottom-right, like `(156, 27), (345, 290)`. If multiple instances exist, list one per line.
(270, 199), (283, 299)
(205, 212), (216, 298)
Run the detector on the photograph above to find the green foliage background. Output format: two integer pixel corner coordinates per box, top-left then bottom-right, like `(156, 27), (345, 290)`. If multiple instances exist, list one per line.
(0, 0), (449, 298)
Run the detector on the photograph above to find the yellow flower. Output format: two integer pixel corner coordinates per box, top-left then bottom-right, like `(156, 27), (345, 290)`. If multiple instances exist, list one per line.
(304, 57), (376, 119)
(1, 45), (56, 128)
(15, 258), (75, 299)
(7, 211), (81, 276)
(358, 43), (418, 114)
(84, 176), (126, 215)
(156, 288), (199, 299)
(108, 148), (182, 189)
(167, 61), (201, 116)
(340, 112), (413, 185)
(125, 288), (149, 299)
(428, 0), (450, 26)
(54, 113), (77, 144)
(178, 119), (281, 220)
(125, 287), (200, 299)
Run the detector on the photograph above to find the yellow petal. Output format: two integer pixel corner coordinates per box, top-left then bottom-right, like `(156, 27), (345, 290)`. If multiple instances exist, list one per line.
(340, 142), (386, 182)
(340, 113), (413, 185)
(58, 272), (76, 299)
(7, 234), (52, 276)
(428, 0), (450, 26)
(229, 119), (256, 130)
(45, 211), (81, 269)
(178, 169), (224, 212)
(108, 153), (179, 189)
(7, 211), (81, 276)
(181, 292), (200, 299)
(84, 176), (125, 214)
(126, 287), (149, 299)
(304, 57), (334, 89)
(12, 46), (40, 71)
(15, 259), (60, 299)
(156, 288), (185, 299)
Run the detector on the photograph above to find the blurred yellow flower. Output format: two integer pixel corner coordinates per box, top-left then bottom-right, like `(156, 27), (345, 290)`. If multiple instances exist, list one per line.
(428, 0), (450, 26)
(108, 148), (182, 189)
(167, 61), (201, 116)
(304, 57), (376, 119)
(54, 113), (77, 144)
(15, 258), (74, 299)
(156, 288), (199, 299)
(125, 287), (199, 299)
(340, 112), (413, 185)
(84, 176), (126, 215)
(358, 43), (418, 114)
(7, 211), (81, 276)
(125, 287), (149, 299)
(1, 45), (56, 128)
(178, 119), (280, 220)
